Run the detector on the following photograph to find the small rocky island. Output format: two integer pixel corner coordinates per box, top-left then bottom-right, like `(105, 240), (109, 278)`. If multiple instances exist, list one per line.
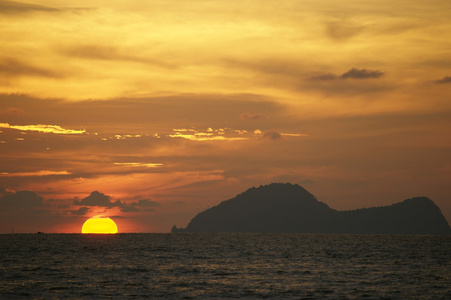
(172, 183), (451, 235)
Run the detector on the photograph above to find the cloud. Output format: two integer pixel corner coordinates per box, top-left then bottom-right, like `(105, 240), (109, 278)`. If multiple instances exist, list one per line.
(73, 191), (160, 212)
(240, 112), (267, 120)
(307, 68), (384, 81)
(340, 68), (384, 79)
(70, 207), (90, 216)
(281, 133), (309, 137)
(121, 199), (160, 212)
(308, 73), (338, 81)
(169, 128), (249, 141)
(120, 206), (140, 212)
(114, 162), (163, 168)
(134, 199), (160, 207)
(0, 57), (61, 78)
(73, 191), (122, 208)
(0, 190), (44, 209)
(0, 170), (71, 177)
(260, 131), (306, 140)
(0, 123), (86, 134)
(262, 131), (282, 140)
(62, 44), (176, 69)
(0, 107), (25, 116)
(0, 1), (59, 15)
(434, 75), (451, 84)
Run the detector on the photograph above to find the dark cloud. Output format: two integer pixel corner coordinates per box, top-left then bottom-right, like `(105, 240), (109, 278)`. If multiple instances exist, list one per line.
(0, 1), (59, 14)
(308, 73), (338, 81)
(73, 191), (160, 212)
(120, 199), (160, 212)
(0, 57), (61, 78)
(134, 199), (160, 207)
(340, 68), (384, 79)
(70, 207), (90, 215)
(434, 75), (451, 84)
(0, 190), (44, 209)
(307, 68), (384, 82)
(240, 112), (267, 120)
(73, 191), (122, 208)
(120, 206), (140, 212)
(262, 131), (282, 140)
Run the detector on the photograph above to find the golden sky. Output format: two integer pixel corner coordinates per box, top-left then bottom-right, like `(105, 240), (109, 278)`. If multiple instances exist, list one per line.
(1, 0), (450, 233)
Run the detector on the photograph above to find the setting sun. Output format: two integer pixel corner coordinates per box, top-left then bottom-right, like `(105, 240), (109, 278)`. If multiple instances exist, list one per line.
(82, 215), (118, 234)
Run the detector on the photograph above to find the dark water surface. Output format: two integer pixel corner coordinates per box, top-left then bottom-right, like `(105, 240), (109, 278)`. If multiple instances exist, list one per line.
(1, 233), (450, 299)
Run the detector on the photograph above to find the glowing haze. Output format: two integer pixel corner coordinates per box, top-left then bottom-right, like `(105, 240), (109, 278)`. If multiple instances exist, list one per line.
(1, 0), (450, 233)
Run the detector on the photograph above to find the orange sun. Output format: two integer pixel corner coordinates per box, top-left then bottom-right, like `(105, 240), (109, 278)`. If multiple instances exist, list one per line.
(82, 215), (118, 234)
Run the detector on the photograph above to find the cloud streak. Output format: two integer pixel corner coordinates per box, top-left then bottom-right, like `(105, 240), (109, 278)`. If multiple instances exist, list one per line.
(0, 0), (59, 15)
(434, 75), (451, 84)
(308, 68), (384, 81)
(340, 68), (384, 79)
(0, 57), (61, 78)
(168, 128), (250, 141)
(0, 123), (86, 134)
(0, 170), (71, 177)
(114, 163), (163, 168)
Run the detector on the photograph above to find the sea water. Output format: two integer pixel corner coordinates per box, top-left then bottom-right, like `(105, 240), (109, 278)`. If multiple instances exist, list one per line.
(0, 233), (450, 299)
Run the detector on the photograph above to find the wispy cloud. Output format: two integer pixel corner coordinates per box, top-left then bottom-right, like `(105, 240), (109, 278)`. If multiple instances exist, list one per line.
(62, 44), (176, 69)
(169, 128), (249, 141)
(308, 68), (384, 81)
(0, 1), (59, 15)
(0, 123), (86, 134)
(120, 199), (160, 212)
(261, 131), (308, 140)
(0, 170), (71, 177)
(281, 133), (309, 137)
(0, 57), (61, 78)
(114, 162), (163, 168)
(434, 75), (451, 84)
(340, 68), (384, 79)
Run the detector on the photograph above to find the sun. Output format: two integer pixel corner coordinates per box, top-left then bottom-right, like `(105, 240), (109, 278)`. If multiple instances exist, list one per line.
(82, 215), (118, 234)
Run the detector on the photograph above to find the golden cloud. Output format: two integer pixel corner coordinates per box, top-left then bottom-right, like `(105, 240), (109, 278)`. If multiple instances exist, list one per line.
(0, 123), (86, 134)
(168, 128), (249, 141)
(114, 163), (163, 168)
(0, 170), (71, 177)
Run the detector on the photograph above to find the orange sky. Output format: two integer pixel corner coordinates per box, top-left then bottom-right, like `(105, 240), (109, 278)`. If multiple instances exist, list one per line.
(1, 0), (451, 233)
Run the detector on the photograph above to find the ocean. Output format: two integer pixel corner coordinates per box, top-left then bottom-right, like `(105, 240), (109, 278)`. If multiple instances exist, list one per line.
(0, 233), (450, 299)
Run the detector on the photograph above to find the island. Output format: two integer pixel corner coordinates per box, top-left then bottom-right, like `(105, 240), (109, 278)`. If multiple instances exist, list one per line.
(172, 183), (451, 235)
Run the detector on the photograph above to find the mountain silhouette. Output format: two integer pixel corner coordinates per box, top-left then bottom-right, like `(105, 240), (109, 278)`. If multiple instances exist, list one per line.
(172, 183), (451, 235)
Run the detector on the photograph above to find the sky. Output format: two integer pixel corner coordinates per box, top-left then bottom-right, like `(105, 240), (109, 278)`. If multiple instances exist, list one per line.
(1, 0), (450, 233)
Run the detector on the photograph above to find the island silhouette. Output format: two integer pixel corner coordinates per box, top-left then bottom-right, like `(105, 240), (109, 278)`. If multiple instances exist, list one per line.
(172, 183), (451, 235)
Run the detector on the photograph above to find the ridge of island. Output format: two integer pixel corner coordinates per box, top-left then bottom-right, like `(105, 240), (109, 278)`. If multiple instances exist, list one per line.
(172, 183), (451, 235)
